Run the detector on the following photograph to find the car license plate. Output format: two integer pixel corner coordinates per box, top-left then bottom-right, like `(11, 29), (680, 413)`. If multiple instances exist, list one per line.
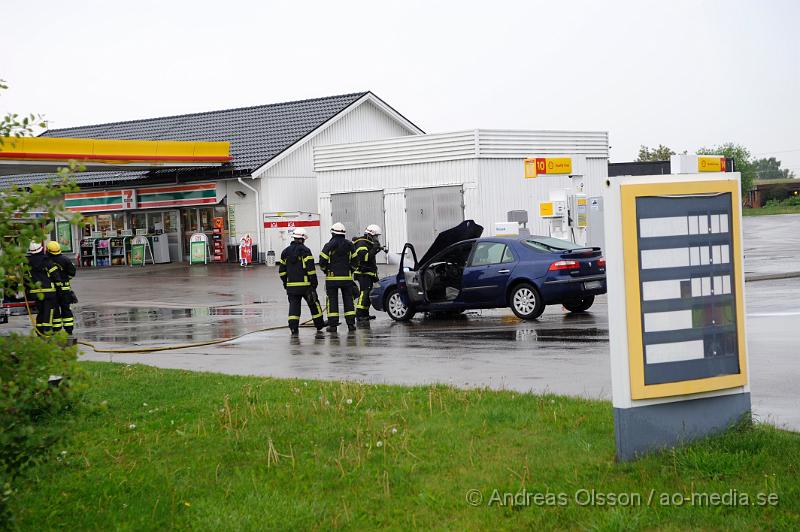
(584, 280), (603, 290)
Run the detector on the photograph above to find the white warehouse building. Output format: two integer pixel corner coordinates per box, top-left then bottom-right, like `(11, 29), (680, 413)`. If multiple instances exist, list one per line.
(314, 129), (609, 261)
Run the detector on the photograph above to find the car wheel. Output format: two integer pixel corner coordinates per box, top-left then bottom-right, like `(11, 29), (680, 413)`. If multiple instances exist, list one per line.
(385, 288), (416, 322)
(562, 295), (595, 313)
(509, 283), (544, 320)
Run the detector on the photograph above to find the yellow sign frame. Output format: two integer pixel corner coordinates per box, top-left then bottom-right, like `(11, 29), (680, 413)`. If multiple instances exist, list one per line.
(620, 179), (748, 399)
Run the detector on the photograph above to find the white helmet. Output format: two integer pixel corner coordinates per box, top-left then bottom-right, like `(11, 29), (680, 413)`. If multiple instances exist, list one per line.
(292, 227), (308, 240)
(29, 241), (43, 254)
(365, 224), (382, 236)
(331, 222), (346, 235)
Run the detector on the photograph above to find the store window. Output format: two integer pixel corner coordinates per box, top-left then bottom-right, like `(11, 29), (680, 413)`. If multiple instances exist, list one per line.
(164, 211), (178, 233)
(96, 214), (112, 233)
(181, 209), (197, 233)
(199, 208), (214, 232)
(112, 212), (126, 232)
(148, 212), (163, 234)
(82, 217), (96, 237)
(130, 213), (147, 232)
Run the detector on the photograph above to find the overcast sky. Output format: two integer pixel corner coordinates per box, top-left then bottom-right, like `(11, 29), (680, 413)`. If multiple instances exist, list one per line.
(3, 0), (798, 170)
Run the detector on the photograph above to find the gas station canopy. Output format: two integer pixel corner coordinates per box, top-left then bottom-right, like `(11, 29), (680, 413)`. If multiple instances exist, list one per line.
(0, 136), (231, 175)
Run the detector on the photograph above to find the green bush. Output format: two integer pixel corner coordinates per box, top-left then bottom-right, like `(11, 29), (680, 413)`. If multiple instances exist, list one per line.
(0, 333), (85, 523)
(764, 195), (800, 208)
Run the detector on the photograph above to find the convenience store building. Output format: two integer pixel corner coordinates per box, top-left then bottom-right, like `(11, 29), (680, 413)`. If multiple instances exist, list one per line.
(1, 91), (422, 264)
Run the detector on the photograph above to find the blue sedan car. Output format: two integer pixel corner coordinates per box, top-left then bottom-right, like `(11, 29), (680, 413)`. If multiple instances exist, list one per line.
(371, 220), (606, 321)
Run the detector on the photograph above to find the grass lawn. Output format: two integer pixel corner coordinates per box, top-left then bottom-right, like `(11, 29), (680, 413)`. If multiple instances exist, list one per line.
(10, 362), (800, 530)
(743, 204), (800, 216)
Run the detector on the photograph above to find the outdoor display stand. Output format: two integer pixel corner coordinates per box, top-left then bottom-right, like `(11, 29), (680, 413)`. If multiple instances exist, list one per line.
(94, 238), (111, 266)
(110, 236), (127, 265)
(79, 238), (95, 267)
(189, 233), (210, 265)
(129, 236), (154, 267)
(211, 217), (225, 262)
(121, 230), (133, 264)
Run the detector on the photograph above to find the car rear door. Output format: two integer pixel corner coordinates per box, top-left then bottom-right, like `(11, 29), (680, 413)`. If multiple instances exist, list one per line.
(461, 241), (517, 306)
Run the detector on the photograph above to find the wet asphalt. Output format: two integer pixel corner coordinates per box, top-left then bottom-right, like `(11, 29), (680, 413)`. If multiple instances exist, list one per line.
(3, 215), (798, 431)
(54, 261), (796, 432)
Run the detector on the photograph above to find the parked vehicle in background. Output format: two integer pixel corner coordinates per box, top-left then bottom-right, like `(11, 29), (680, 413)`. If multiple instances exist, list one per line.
(370, 220), (606, 321)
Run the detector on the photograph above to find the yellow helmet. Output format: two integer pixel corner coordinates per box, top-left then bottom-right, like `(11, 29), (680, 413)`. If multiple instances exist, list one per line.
(46, 241), (62, 255)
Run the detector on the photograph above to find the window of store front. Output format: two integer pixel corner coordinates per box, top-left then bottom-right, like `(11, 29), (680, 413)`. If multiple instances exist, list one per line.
(180, 209), (197, 234)
(164, 211), (178, 233)
(199, 207), (214, 232)
(112, 212), (126, 232)
(130, 213), (147, 232)
(96, 214), (112, 233)
(148, 212), (163, 233)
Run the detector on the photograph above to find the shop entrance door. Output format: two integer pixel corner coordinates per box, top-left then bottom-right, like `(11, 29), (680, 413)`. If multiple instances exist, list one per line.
(163, 210), (181, 261)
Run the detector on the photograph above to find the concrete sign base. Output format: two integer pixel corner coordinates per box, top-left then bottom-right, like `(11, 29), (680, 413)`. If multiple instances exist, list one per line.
(614, 392), (751, 461)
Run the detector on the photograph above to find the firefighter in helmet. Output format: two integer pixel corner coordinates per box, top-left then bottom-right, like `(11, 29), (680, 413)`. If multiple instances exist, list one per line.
(319, 222), (356, 332)
(46, 241), (77, 336)
(25, 241), (60, 336)
(352, 224), (384, 325)
(278, 227), (326, 335)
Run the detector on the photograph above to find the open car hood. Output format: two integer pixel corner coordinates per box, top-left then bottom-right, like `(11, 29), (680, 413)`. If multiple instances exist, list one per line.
(417, 219), (484, 267)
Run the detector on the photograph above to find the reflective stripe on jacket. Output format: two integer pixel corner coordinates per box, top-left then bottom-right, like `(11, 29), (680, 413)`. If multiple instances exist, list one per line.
(50, 254), (76, 291)
(26, 253), (57, 296)
(279, 241), (317, 289)
(352, 235), (380, 278)
(319, 235), (354, 282)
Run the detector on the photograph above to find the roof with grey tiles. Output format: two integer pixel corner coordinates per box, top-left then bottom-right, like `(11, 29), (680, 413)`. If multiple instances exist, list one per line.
(2, 92), (370, 186)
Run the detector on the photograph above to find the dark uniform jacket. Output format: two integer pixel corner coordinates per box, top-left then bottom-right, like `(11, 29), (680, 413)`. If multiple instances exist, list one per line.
(279, 241), (318, 295)
(50, 254), (76, 291)
(26, 253), (59, 299)
(352, 235), (380, 279)
(319, 235), (354, 285)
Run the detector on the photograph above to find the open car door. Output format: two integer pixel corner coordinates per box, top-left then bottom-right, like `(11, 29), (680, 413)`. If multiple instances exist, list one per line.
(396, 243), (426, 306)
(396, 220), (484, 307)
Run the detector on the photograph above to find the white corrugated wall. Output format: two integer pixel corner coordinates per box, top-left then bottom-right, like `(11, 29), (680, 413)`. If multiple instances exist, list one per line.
(475, 156), (609, 237)
(315, 129), (608, 171)
(315, 128), (609, 255)
(263, 177), (317, 212)
(225, 179), (259, 240)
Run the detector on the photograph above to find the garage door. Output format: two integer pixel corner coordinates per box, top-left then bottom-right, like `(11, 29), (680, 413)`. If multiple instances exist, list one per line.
(330, 191), (385, 240)
(405, 186), (464, 257)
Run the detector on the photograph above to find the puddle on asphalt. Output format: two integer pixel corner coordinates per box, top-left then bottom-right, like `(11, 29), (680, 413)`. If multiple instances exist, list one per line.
(74, 303), (608, 347)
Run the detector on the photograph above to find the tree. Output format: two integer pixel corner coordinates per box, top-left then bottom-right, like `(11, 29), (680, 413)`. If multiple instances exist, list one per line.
(753, 157), (795, 180)
(696, 143), (755, 199)
(1, 79), (81, 311)
(637, 144), (676, 162)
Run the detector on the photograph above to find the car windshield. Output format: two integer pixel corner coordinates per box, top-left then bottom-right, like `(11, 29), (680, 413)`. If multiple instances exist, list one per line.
(522, 236), (579, 252)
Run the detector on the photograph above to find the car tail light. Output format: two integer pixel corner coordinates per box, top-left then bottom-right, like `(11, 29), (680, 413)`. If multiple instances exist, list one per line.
(597, 257), (606, 268)
(549, 260), (579, 271)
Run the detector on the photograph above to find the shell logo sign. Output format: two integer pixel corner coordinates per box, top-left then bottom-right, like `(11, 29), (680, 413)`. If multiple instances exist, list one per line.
(524, 157), (573, 178)
(698, 156), (726, 172)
